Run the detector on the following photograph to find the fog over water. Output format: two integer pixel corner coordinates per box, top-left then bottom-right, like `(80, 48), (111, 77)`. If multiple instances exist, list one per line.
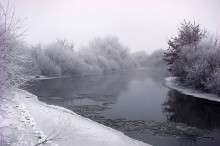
(8, 0), (220, 53)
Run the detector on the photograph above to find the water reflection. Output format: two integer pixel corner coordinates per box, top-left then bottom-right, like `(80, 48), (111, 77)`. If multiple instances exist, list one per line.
(24, 70), (139, 108)
(163, 89), (220, 130)
(24, 68), (168, 107)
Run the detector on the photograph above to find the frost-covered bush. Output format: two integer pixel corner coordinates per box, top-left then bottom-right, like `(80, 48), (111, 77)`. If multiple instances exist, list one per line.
(180, 37), (220, 94)
(199, 38), (220, 94)
(0, 3), (31, 95)
(176, 44), (209, 88)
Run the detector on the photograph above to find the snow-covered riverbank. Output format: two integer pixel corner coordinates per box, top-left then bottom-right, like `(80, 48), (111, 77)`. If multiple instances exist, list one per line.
(0, 89), (150, 146)
(165, 77), (220, 102)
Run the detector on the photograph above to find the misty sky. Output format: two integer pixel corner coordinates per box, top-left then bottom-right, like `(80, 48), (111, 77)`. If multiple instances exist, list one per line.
(11, 0), (220, 53)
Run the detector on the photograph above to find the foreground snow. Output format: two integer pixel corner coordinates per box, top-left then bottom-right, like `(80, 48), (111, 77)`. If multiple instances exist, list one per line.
(165, 77), (220, 102)
(0, 89), (150, 146)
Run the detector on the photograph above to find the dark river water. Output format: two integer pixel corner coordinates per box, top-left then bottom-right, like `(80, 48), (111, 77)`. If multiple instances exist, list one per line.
(24, 68), (220, 146)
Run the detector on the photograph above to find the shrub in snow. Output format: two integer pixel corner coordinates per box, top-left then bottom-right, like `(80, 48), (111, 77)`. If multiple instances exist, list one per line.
(0, 3), (31, 95)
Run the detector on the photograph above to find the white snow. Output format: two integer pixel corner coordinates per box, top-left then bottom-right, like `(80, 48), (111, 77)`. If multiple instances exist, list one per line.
(164, 77), (220, 102)
(0, 89), (151, 146)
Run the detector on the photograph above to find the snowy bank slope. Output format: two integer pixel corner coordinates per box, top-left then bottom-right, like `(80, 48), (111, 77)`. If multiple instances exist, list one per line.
(11, 89), (150, 146)
(0, 91), (54, 146)
(165, 77), (220, 102)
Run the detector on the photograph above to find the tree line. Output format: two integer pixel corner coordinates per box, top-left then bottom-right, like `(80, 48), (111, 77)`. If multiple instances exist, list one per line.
(0, 3), (165, 96)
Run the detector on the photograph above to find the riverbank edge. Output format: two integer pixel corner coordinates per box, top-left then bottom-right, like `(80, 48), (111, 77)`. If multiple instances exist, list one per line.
(164, 77), (220, 102)
(1, 88), (151, 146)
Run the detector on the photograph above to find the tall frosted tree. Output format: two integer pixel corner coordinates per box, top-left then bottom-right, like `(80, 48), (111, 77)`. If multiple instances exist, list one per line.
(164, 20), (206, 78)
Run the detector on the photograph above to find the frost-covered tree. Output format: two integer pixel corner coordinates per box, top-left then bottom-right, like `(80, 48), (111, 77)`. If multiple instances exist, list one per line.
(0, 2), (30, 95)
(87, 36), (139, 72)
(164, 20), (220, 95)
(44, 40), (78, 75)
(164, 20), (206, 77)
(183, 36), (220, 93)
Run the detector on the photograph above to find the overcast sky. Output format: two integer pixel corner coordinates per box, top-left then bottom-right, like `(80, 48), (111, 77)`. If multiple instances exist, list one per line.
(10, 0), (220, 53)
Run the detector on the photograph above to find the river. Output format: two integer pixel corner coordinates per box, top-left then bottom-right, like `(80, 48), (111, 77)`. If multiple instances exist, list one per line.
(24, 68), (220, 146)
